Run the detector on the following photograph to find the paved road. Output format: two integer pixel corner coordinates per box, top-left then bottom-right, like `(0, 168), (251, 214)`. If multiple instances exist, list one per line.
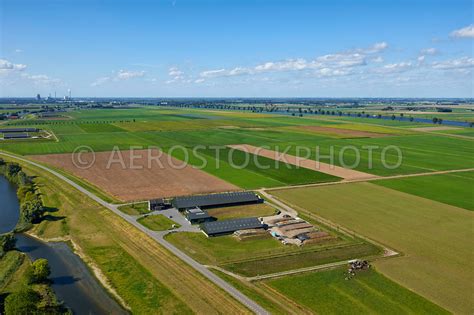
(0, 151), (269, 315)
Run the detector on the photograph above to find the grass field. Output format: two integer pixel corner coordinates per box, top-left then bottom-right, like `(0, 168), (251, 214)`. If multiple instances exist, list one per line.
(5, 155), (250, 314)
(207, 203), (276, 220)
(2, 108), (474, 181)
(375, 171), (474, 210)
(118, 202), (150, 215)
(272, 182), (474, 314)
(165, 232), (380, 277)
(266, 267), (448, 314)
(137, 215), (179, 231)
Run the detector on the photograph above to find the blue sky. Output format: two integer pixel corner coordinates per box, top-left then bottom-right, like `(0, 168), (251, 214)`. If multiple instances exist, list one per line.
(1, 0), (473, 97)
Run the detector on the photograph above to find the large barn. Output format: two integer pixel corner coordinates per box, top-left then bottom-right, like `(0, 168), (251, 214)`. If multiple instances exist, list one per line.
(0, 128), (39, 133)
(200, 217), (264, 237)
(171, 191), (263, 210)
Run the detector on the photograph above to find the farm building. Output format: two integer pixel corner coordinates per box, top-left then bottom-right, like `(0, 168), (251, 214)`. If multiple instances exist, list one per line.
(201, 217), (264, 237)
(0, 128), (39, 133)
(148, 198), (169, 211)
(184, 207), (214, 224)
(3, 133), (31, 139)
(172, 191), (263, 210)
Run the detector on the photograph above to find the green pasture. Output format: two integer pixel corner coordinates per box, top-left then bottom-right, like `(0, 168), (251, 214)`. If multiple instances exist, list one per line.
(272, 182), (474, 314)
(164, 232), (379, 276)
(267, 267), (448, 314)
(375, 171), (474, 210)
(137, 215), (179, 231)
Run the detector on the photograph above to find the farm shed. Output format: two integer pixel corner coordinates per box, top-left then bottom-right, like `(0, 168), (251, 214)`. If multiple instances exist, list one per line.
(3, 133), (31, 139)
(172, 191), (263, 210)
(201, 217), (264, 237)
(184, 207), (214, 224)
(148, 198), (168, 211)
(0, 128), (38, 133)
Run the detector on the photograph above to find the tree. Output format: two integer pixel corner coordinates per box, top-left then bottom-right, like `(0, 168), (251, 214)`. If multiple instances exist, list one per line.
(4, 287), (39, 314)
(26, 258), (51, 284)
(432, 117), (439, 124)
(0, 233), (16, 256)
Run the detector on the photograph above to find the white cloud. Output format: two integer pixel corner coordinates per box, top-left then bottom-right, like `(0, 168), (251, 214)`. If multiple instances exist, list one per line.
(0, 59), (27, 73)
(91, 77), (111, 87)
(168, 67), (183, 77)
(375, 61), (413, 73)
(21, 73), (62, 86)
(197, 42), (388, 80)
(14, 49), (23, 53)
(372, 56), (384, 63)
(116, 70), (145, 79)
(200, 69), (227, 78)
(420, 47), (438, 55)
(361, 42), (389, 53)
(91, 69), (146, 86)
(432, 56), (474, 69)
(450, 24), (474, 38)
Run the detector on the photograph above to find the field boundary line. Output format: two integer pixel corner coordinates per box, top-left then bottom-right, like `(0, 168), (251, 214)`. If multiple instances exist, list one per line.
(266, 168), (474, 191)
(261, 189), (401, 259)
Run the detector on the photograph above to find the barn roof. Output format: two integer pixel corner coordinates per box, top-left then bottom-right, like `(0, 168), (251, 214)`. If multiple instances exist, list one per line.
(172, 191), (261, 209)
(201, 217), (263, 236)
(0, 128), (38, 133)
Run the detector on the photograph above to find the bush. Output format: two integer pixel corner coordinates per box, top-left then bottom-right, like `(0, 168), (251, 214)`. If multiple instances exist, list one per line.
(4, 287), (39, 314)
(0, 233), (16, 257)
(25, 259), (51, 284)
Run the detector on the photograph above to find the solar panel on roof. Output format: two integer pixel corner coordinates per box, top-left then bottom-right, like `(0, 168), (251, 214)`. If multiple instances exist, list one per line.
(172, 191), (261, 209)
(201, 217), (263, 235)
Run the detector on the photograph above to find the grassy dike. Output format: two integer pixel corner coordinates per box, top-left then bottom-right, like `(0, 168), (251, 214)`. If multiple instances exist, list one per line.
(2, 154), (252, 314)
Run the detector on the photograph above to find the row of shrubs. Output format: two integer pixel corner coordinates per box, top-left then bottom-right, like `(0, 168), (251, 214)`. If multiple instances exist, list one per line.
(0, 159), (68, 313)
(0, 158), (45, 233)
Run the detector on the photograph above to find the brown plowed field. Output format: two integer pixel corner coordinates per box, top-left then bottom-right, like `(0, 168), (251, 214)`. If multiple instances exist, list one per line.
(32, 149), (238, 201)
(299, 125), (389, 138)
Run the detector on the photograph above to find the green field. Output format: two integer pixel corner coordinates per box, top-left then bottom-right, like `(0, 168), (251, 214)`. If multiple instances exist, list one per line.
(137, 215), (180, 231)
(207, 203), (276, 220)
(118, 202), (150, 215)
(267, 267), (448, 314)
(272, 182), (474, 314)
(165, 232), (380, 277)
(2, 108), (474, 181)
(375, 171), (474, 210)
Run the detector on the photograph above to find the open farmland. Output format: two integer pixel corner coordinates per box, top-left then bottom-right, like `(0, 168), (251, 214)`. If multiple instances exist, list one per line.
(271, 182), (474, 314)
(207, 203), (276, 220)
(266, 267), (448, 314)
(374, 170), (474, 210)
(165, 231), (380, 277)
(31, 149), (239, 201)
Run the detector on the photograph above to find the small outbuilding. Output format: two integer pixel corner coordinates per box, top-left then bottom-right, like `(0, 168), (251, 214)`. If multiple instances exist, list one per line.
(184, 207), (214, 224)
(148, 199), (168, 211)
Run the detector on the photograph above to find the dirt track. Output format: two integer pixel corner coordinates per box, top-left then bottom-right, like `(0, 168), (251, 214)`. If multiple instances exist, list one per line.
(228, 144), (378, 181)
(32, 149), (238, 201)
(299, 125), (389, 138)
(412, 126), (460, 131)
